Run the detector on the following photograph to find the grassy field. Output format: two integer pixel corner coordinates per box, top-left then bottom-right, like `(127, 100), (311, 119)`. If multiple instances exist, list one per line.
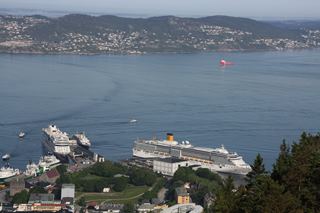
(77, 185), (149, 203)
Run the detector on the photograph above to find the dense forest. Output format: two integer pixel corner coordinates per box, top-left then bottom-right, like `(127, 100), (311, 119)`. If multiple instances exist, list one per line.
(210, 132), (320, 212)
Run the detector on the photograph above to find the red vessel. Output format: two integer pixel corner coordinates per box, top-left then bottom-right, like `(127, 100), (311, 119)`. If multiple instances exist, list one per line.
(220, 59), (234, 66)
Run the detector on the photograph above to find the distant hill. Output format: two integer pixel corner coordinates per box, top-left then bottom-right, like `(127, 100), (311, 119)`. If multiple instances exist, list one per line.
(268, 20), (320, 30)
(28, 14), (301, 40)
(0, 14), (319, 54)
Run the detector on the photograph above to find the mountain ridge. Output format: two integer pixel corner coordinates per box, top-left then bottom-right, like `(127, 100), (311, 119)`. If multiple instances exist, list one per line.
(0, 14), (319, 54)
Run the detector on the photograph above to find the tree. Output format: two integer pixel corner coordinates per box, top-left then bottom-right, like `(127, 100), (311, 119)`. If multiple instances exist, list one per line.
(272, 140), (291, 183)
(29, 186), (46, 194)
(280, 133), (320, 211)
(212, 132), (320, 212)
(77, 197), (86, 207)
(213, 176), (238, 213)
(195, 168), (223, 183)
(11, 190), (29, 204)
(191, 186), (210, 206)
(246, 153), (266, 184)
(173, 167), (195, 182)
(240, 175), (301, 213)
(113, 177), (128, 192)
(56, 164), (67, 175)
(122, 202), (135, 213)
(129, 168), (157, 186)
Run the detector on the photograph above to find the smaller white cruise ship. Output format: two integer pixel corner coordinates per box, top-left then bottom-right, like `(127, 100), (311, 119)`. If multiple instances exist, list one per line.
(73, 132), (91, 148)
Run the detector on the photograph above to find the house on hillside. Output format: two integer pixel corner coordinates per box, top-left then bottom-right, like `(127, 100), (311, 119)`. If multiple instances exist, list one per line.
(175, 187), (190, 204)
(38, 168), (60, 184)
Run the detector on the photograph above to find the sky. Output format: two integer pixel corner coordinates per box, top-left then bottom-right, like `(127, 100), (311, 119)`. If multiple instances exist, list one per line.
(1, 0), (320, 19)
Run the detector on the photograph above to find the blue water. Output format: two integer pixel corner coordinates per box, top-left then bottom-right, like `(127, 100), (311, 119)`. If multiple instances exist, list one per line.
(1, 50), (320, 170)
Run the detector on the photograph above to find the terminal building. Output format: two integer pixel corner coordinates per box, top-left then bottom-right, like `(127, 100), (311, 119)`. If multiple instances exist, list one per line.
(61, 184), (75, 212)
(153, 158), (190, 176)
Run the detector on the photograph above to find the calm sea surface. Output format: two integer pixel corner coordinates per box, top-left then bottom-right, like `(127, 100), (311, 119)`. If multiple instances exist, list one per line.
(1, 50), (320, 170)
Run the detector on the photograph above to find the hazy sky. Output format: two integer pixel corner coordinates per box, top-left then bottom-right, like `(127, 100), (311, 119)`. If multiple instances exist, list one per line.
(2, 0), (320, 19)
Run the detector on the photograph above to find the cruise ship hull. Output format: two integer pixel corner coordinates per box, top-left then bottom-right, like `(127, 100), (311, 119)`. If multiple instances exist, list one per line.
(133, 149), (170, 159)
(77, 143), (90, 150)
(0, 174), (18, 182)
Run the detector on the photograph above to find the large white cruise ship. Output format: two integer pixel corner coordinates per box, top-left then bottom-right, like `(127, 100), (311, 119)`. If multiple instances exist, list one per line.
(133, 133), (251, 175)
(42, 125), (71, 162)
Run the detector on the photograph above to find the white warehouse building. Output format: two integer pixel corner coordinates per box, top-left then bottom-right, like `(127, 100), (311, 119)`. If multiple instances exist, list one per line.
(153, 158), (190, 176)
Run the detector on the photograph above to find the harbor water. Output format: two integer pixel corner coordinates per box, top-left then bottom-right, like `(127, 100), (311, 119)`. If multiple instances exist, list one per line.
(1, 50), (320, 170)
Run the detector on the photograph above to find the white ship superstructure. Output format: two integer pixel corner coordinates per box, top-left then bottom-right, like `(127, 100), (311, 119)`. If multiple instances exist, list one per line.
(25, 162), (39, 177)
(133, 133), (251, 175)
(0, 165), (20, 181)
(38, 155), (61, 169)
(73, 132), (91, 148)
(42, 125), (71, 156)
(24, 155), (61, 177)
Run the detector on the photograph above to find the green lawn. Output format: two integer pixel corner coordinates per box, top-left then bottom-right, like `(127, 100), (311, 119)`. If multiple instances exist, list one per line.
(77, 185), (149, 203)
(80, 174), (104, 181)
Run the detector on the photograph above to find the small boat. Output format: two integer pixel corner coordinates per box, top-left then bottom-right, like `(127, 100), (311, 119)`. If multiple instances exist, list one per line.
(2, 154), (10, 161)
(220, 59), (234, 66)
(18, 131), (26, 138)
(129, 119), (138, 123)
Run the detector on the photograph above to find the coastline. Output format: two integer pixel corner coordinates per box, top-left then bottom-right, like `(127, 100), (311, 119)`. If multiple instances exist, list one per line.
(0, 47), (319, 56)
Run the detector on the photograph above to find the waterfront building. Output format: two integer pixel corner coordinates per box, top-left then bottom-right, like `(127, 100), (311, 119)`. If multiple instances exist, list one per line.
(153, 158), (190, 176)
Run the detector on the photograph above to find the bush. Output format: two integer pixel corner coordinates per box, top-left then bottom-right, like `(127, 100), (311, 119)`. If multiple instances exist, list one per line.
(129, 168), (157, 186)
(141, 178), (165, 200)
(123, 202), (135, 213)
(77, 197), (86, 207)
(89, 161), (125, 177)
(113, 177), (128, 192)
(12, 190), (29, 204)
(195, 168), (222, 182)
(56, 164), (67, 175)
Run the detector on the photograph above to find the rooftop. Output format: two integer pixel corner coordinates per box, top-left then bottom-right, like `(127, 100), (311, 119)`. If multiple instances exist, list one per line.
(29, 193), (55, 204)
(62, 183), (75, 189)
(46, 168), (60, 179)
(175, 187), (189, 196)
(138, 203), (155, 210)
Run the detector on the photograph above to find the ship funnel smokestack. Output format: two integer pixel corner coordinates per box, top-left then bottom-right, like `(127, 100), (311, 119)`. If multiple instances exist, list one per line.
(167, 133), (174, 142)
